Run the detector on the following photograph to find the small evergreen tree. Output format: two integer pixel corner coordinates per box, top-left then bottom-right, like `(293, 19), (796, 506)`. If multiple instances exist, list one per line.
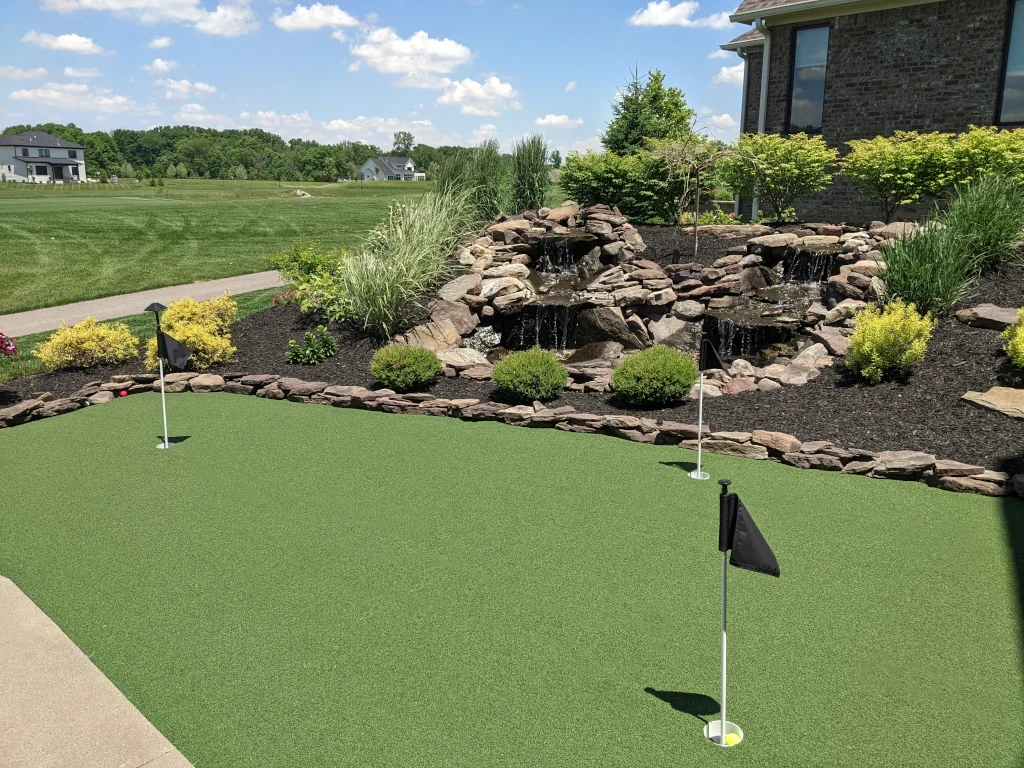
(602, 69), (695, 155)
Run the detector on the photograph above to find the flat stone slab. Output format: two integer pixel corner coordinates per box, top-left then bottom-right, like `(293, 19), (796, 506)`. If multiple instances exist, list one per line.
(0, 576), (193, 768)
(955, 304), (1019, 331)
(962, 387), (1024, 420)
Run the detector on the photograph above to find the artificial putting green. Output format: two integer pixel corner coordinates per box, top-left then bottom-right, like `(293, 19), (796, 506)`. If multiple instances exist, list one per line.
(1, 393), (1022, 767)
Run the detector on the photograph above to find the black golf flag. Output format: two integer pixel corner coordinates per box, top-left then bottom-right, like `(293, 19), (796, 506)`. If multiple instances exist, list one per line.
(719, 488), (780, 577)
(699, 335), (728, 373)
(157, 332), (193, 371)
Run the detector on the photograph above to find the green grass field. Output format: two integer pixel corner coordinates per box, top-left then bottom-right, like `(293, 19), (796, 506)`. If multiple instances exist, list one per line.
(0, 286), (284, 383)
(0, 179), (426, 314)
(1, 394), (1021, 767)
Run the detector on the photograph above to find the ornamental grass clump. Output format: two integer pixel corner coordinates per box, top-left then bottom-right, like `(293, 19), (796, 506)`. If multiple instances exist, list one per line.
(34, 318), (140, 370)
(144, 293), (238, 371)
(492, 347), (567, 402)
(845, 300), (935, 384)
(1003, 309), (1024, 370)
(879, 224), (976, 316)
(610, 345), (699, 405)
(370, 345), (442, 391)
(941, 174), (1024, 274)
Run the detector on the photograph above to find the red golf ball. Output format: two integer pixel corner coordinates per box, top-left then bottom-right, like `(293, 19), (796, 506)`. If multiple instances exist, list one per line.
(119, 390), (128, 397)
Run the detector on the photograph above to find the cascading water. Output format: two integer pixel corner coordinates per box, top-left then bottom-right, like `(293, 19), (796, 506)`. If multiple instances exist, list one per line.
(783, 247), (840, 283)
(505, 303), (582, 351)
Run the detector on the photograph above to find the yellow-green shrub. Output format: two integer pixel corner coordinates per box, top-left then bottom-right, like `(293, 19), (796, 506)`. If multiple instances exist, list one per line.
(845, 300), (935, 384)
(34, 317), (140, 370)
(1003, 308), (1024, 369)
(144, 293), (238, 371)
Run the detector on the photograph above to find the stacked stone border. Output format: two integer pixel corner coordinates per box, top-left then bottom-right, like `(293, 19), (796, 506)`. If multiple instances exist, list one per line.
(3, 371), (1021, 500)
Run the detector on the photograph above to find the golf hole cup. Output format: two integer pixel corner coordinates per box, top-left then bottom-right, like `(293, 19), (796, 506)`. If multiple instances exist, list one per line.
(704, 720), (743, 747)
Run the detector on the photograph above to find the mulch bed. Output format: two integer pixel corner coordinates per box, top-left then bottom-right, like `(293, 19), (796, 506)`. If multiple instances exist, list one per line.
(4, 233), (1023, 474)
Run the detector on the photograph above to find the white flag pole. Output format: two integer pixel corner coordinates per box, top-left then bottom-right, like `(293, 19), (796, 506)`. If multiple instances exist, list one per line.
(157, 356), (170, 450)
(690, 342), (710, 480)
(720, 548), (728, 745)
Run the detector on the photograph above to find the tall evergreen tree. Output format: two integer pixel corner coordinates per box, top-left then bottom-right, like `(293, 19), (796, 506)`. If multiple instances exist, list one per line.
(601, 69), (695, 156)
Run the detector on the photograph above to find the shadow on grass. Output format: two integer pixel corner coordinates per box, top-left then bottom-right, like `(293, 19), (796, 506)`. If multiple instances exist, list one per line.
(644, 688), (720, 724)
(659, 460), (699, 474)
(999, 455), (1024, 766)
(158, 435), (191, 446)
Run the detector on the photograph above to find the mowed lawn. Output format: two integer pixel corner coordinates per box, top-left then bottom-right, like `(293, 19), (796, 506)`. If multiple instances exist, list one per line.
(1, 393), (1022, 767)
(0, 180), (426, 314)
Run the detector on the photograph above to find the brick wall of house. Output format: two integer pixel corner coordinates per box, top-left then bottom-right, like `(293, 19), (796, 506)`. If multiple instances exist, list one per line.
(737, 0), (1013, 225)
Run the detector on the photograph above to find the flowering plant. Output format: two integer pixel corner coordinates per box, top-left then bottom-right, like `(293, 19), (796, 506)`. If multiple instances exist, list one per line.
(0, 332), (17, 357)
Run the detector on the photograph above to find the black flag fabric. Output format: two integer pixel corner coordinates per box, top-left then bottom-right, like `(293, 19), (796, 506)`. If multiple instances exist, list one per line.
(719, 492), (780, 577)
(157, 332), (193, 371)
(699, 335), (728, 373)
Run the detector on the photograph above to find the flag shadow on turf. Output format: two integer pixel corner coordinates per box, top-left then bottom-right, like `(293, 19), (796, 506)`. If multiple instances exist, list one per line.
(644, 688), (720, 724)
(998, 454), (1024, 766)
(157, 435), (192, 445)
(658, 460), (699, 474)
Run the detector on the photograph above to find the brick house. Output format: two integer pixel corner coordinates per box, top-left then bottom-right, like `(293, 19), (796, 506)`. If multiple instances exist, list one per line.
(721, 0), (1024, 223)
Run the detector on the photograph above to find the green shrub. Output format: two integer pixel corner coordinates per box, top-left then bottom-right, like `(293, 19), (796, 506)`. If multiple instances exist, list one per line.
(950, 126), (1024, 186)
(144, 293), (238, 371)
(842, 131), (955, 223)
(492, 347), (567, 401)
(560, 150), (683, 223)
(508, 134), (550, 213)
(680, 207), (734, 225)
(879, 224), (976, 316)
(941, 174), (1024, 273)
(610, 345), (699, 405)
(845, 300), (934, 384)
(35, 318), (139, 371)
(294, 270), (353, 321)
(1003, 309), (1024, 370)
(433, 139), (510, 222)
(718, 132), (838, 222)
(268, 241), (337, 283)
(286, 325), (338, 365)
(341, 189), (473, 336)
(370, 345), (442, 391)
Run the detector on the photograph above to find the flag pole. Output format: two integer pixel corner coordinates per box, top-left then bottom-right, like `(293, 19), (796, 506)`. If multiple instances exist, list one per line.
(690, 340), (710, 480)
(720, 535), (728, 746)
(145, 302), (173, 450)
(157, 356), (170, 450)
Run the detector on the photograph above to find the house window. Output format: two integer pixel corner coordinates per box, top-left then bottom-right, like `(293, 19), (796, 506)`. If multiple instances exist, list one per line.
(68, 150), (78, 159)
(1000, 0), (1024, 124)
(35, 166), (48, 175)
(39, 149), (50, 157)
(20, 148), (28, 156)
(788, 25), (830, 135)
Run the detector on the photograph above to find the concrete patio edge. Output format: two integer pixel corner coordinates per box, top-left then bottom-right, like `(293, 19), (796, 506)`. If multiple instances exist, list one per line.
(0, 575), (194, 768)
(0, 270), (286, 337)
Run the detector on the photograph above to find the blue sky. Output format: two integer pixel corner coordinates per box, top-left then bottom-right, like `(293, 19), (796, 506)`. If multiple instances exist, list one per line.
(0, 0), (750, 153)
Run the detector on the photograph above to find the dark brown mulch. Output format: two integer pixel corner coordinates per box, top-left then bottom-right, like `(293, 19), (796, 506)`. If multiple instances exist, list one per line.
(3, 261), (1022, 474)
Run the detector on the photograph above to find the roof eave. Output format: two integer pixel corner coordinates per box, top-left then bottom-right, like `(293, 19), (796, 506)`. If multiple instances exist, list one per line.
(730, 0), (852, 23)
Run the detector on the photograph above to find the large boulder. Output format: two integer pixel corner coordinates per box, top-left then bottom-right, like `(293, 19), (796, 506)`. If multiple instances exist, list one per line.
(575, 307), (644, 349)
(428, 299), (478, 335)
(436, 347), (490, 370)
(480, 277), (525, 299)
(189, 374), (226, 393)
(405, 318), (462, 351)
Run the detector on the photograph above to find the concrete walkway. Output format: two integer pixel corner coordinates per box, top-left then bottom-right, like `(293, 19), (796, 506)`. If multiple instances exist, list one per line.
(1, 271), (286, 337)
(0, 576), (194, 768)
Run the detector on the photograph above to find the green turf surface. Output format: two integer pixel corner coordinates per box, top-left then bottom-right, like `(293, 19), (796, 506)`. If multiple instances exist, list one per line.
(0, 286), (286, 383)
(2, 394), (1021, 767)
(0, 180), (425, 313)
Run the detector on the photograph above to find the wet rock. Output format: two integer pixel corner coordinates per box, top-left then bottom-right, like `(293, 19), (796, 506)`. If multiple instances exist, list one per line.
(492, 290), (531, 314)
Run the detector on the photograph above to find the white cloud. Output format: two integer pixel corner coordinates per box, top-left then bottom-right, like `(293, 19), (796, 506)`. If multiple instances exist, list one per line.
(436, 76), (520, 116)
(708, 49), (731, 59)
(155, 78), (215, 99)
(149, 35), (174, 49)
(174, 102), (235, 127)
(64, 66), (101, 77)
(143, 57), (178, 74)
(317, 114), (457, 145)
(0, 65), (48, 80)
(21, 31), (109, 55)
(39, 0), (258, 37)
(272, 3), (359, 31)
(350, 27), (472, 77)
(571, 136), (602, 153)
(712, 62), (744, 86)
(535, 114), (583, 128)
(249, 109), (314, 128)
(473, 123), (498, 141)
(707, 112), (738, 132)
(628, 1), (732, 29)
(11, 81), (156, 113)
(565, 80), (576, 91)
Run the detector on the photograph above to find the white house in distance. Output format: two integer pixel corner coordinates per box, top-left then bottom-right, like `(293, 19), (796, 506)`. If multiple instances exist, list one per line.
(0, 131), (86, 183)
(357, 156), (425, 181)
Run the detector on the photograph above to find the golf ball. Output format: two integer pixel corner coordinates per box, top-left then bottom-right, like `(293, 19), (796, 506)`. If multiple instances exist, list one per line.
(119, 390), (129, 397)
(725, 733), (741, 746)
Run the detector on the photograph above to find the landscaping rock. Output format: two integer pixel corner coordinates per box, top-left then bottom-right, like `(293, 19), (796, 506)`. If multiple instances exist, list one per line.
(492, 290), (531, 314)
(955, 304), (1019, 331)
(428, 299), (478, 336)
(0, 399), (43, 426)
(436, 348), (489, 370)
(277, 378), (327, 397)
(871, 450), (936, 479)
(189, 374), (225, 393)
(35, 398), (80, 419)
(933, 460), (986, 478)
(809, 326), (851, 356)
(224, 382), (256, 395)
(405, 318), (462, 351)
(699, 440), (769, 460)
(480, 277), (525, 299)
(575, 307), (644, 349)
(961, 387), (1024, 420)
(757, 378), (782, 392)
(89, 391), (116, 404)
(782, 452), (844, 471)
(752, 430), (802, 455)
(937, 475), (1013, 496)
(564, 342), (623, 366)
(871, 221), (916, 239)
(721, 378), (757, 395)
(482, 262), (531, 279)
(671, 300), (705, 320)
(239, 374), (280, 387)
(1014, 474), (1024, 497)
(437, 273), (482, 302)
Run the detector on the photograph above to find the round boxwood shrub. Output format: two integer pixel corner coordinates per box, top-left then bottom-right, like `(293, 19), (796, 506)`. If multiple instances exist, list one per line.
(845, 299), (934, 384)
(492, 347), (567, 402)
(370, 344), (442, 391)
(611, 345), (699, 405)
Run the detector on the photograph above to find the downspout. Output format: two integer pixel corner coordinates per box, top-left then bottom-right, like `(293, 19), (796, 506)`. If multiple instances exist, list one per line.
(734, 48), (749, 219)
(752, 17), (772, 221)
